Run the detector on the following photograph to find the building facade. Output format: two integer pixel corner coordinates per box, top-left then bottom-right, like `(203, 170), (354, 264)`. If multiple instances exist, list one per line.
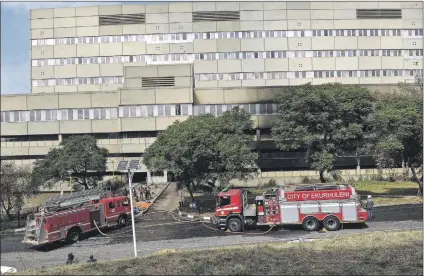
(1, 1), (423, 184)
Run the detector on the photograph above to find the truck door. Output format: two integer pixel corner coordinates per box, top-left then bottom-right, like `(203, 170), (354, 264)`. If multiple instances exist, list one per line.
(106, 201), (119, 223)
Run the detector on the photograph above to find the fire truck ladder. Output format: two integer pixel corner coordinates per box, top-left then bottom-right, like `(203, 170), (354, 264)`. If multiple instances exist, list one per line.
(45, 188), (110, 211)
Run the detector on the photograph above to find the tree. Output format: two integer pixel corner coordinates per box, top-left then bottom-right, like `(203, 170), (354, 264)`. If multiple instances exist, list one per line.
(272, 83), (373, 183)
(371, 77), (423, 195)
(143, 107), (257, 201)
(0, 161), (35, 226)
(32, 135), (108, 191)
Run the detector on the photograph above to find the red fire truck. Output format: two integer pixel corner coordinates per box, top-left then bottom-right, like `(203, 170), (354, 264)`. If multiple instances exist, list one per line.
(212, 184), (368, 232)
(22, 189), (132, 246)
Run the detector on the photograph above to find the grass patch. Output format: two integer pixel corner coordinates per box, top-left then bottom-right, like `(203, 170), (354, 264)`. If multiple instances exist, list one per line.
(353, 181), (418, 196)
(373, 196), (423, 206)
(20, 230), (423, 275)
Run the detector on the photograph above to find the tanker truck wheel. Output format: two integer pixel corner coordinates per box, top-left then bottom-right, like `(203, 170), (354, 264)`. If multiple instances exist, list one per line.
(227, 218), (242, 232)
(118, 215), (128, 227)
(323, 216), (340, 231)
(302, 217), (319, 231)
(66, 228), (81, 244)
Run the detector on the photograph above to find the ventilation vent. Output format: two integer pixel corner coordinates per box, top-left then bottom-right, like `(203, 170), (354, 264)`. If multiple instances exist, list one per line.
(99, 14), (146, 25)
(192, 11), (240, 22)
(356, 9), (402, 19)
(142, 77), (175, 87)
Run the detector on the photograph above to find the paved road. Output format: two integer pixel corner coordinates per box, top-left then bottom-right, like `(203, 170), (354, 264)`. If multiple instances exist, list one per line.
(1, 203), (422, 255)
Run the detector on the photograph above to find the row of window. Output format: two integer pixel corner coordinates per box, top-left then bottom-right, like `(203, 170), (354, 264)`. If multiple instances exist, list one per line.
(31, 49), (424, 67)
(32, 77), (123, 87)
(31, 29), (424, 46)
(1, 132), (160, 142)
(31, 69), (423, 86)
(195, 69), (423, 81)
(0, 104), (278, 123)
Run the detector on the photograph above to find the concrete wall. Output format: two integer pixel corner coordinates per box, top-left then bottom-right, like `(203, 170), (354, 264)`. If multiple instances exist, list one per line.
(29, 1), (423, 92)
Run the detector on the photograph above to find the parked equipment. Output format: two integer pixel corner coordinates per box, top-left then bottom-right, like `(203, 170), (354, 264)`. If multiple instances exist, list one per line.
(212, 184), (368, 232)
(22, 188), (132, 245)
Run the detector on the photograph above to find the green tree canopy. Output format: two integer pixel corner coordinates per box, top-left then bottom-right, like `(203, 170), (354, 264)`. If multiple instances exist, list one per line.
(272, 83), (373, 182)
(371, 77), (423, 195)
(32, 135), (108, 190)
(143, 107), (257, 200)
(0, 161), (34, 223)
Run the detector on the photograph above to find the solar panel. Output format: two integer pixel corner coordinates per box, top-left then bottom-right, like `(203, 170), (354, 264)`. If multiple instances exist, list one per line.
(129, 160), (141, 171)
(116, 161), (129, 171)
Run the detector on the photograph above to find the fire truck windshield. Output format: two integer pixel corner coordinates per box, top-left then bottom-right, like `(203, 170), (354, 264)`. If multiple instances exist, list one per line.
(217, 196), (230, 207)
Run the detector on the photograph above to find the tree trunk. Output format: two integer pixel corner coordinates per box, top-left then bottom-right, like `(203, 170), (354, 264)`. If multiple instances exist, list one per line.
(17, 208), (21, 228)
(410, 165), (423, 197)
(82, 182), (89, 190)
(185, 181), (195, 202)
(319, 170), (326, 183)
(5, 209), (12, 220)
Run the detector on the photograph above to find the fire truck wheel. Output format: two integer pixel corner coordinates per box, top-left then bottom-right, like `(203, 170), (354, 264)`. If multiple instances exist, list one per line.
(227, 218), (242, 232)
(323, 216), (341, 231)
(302, 217), (319, 231)
(66, 228), (81, 244)
(118, 215), (127, 227)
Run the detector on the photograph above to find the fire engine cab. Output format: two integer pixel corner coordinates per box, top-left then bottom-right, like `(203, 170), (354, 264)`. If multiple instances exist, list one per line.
(212, 183), (368, 232)
(22, 188), (132, 246)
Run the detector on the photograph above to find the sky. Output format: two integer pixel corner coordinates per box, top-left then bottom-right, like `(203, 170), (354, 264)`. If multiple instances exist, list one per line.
(0, 1), (129, 95)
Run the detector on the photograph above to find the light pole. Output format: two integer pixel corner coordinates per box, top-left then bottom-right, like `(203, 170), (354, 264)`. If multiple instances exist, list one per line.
(117, 160), (140, 258)
(127, 167), (137, 258)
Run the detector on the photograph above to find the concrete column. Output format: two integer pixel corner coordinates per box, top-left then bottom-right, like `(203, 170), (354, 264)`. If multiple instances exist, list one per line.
(163, 170), (168, 182)
(147, 171), (152, 185)
(356, 147), (361, 175)
(58, 134), (63, 143)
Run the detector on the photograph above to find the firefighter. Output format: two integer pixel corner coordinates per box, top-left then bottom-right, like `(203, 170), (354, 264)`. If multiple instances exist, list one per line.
(87, 254), (97, 263)
(66, 253), (75, 264)
(366, 195), (374, 220)
(145, 187), (151, 200)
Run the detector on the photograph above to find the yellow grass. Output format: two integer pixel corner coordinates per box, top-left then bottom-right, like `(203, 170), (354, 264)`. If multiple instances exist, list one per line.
(19, 230), (423, 275)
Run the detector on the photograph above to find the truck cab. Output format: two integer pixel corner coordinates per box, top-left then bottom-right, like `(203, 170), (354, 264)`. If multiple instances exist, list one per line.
(214, 189), (257, 232)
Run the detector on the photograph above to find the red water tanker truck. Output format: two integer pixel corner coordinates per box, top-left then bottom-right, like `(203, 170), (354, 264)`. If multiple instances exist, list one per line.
(212, 184), (368, 232)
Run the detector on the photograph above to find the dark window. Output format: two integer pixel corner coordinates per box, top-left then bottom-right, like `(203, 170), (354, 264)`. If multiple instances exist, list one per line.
(109, 202), (115, 209)
(175, 104), (181, 115)
(218, 196), (231, 207)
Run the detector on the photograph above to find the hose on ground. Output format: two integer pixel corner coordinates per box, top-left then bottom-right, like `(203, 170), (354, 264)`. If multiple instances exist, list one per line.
(149, 210), (277, 235)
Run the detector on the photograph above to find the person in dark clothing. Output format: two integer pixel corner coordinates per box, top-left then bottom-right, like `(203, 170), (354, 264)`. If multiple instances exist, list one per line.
(366, 195), (374, 220)
(66, 253), (75, 265)
(87, 254), (97, 263)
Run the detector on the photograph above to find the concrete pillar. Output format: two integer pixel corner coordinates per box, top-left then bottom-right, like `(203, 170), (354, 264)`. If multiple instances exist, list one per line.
(356, 147), (361, 175)
(58, 134), (63, 143)
(163, 170), (168, 182)
(147, 171), (152, 185)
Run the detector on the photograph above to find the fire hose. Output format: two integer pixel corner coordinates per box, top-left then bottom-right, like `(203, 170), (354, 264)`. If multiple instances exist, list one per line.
(93, 209), (275, 238)
(140, 210), (277, 236)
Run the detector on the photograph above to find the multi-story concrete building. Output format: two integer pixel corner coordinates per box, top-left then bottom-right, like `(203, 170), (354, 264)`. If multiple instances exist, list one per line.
(1, 1), (423, 184)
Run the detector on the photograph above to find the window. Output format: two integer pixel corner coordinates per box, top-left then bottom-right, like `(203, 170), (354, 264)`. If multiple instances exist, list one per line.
(130, 106), (137, 117)
(109, 202), (115, 209)
(94, 108), (100, 120)
(164, 105), (171, 116)
(157, 105), (164, 116)
(147, 105), (154, 116)
(218, 196), (231, 207)
(216, 105), (222, 115)
(175, 104), (181, 116)
(249, 104), (257, 114)
(100, 108), (107, 119)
